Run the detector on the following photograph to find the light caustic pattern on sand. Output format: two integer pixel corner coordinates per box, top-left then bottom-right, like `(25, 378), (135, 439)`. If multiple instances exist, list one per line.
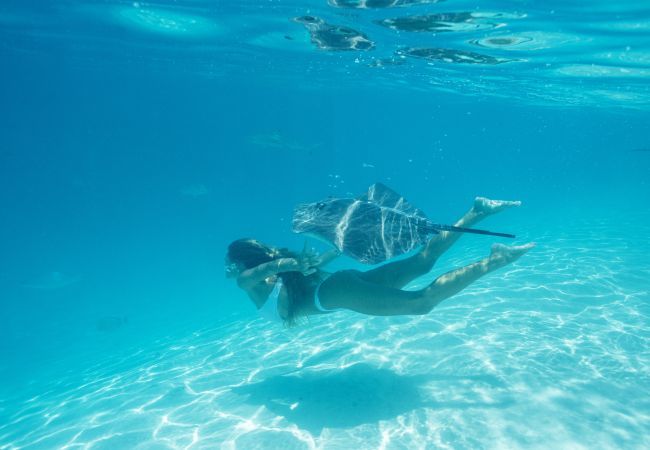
(1, 218), (649, 449)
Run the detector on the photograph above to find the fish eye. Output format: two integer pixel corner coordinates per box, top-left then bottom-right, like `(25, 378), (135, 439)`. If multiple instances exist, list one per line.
(302, 16), (315, 22)
(316, 202), (326, 209)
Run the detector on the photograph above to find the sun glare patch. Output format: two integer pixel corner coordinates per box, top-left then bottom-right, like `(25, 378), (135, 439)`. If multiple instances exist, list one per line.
(114, 4), (219, 37)
(556, 64), (650, 78)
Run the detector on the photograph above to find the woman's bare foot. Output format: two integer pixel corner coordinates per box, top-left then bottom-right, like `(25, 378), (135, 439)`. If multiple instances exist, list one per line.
(489, 242), (535, 268)
(421, 197), (523, 262)
(473, 197), (522, 216)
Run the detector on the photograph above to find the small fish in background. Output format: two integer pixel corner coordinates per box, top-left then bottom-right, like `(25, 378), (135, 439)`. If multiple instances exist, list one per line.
(21, 271), (81, 290)
(180, 183), (209, 197)
(96, 316), (128, 333)
(630, 148), (650, 152)
(248, 130), (284, 149)
(247, 130), (322, 153)
(362, 162), (375, 168)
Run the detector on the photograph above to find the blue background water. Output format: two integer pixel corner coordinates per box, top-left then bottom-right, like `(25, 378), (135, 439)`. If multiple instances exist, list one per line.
(1, 0), (649, 448)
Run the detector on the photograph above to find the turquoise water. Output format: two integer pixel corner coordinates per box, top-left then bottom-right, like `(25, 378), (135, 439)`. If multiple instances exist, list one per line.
(1, 0), (649, 448)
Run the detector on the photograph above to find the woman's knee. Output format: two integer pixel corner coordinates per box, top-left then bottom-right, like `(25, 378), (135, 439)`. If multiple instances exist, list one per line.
(414, 252), (437, 273)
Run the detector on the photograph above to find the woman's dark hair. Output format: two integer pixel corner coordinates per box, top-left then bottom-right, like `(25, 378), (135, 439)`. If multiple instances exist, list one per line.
(226, 238), (323, 326)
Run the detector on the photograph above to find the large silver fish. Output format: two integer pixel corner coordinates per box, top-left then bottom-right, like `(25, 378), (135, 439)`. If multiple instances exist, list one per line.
(292, 183), (514, 264)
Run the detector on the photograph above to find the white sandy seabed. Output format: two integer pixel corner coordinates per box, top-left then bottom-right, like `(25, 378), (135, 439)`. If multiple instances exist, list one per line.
(1, 215), (649, 449)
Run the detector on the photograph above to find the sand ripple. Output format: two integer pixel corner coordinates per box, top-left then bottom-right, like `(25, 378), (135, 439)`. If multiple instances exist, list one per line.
(1, 217), (648, 449)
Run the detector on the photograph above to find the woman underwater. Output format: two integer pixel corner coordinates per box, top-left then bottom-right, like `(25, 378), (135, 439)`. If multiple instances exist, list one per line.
(226, 197), (534, 326)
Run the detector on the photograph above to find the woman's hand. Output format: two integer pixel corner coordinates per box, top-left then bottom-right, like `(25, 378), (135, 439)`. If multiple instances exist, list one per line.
(276, 244), (339, 276)
(275, 255), (317, 276)
(278, 245), (321, 275)
(286, 244), (317, 275)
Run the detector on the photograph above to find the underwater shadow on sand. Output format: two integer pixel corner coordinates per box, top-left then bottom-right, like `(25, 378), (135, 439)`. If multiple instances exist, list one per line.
(233, 363), (511, 433)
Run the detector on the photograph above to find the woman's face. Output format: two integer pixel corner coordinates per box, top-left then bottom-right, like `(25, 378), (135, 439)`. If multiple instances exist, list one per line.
(224, 257), (243, 278)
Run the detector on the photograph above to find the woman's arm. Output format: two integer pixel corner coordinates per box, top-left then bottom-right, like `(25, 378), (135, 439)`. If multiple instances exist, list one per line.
(237, 258), (307, 288)
(315, 248), (341, 267)
(236, 246), (337, 289)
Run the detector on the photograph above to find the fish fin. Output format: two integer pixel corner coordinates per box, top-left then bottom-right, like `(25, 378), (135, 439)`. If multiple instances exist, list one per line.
(359, 183), (429, 220)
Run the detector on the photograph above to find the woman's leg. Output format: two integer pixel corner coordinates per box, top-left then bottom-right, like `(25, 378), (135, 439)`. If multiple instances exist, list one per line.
(359, 197), (522, 289)
(422, 243), (534, 309)
(319, 243), (534, 316)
